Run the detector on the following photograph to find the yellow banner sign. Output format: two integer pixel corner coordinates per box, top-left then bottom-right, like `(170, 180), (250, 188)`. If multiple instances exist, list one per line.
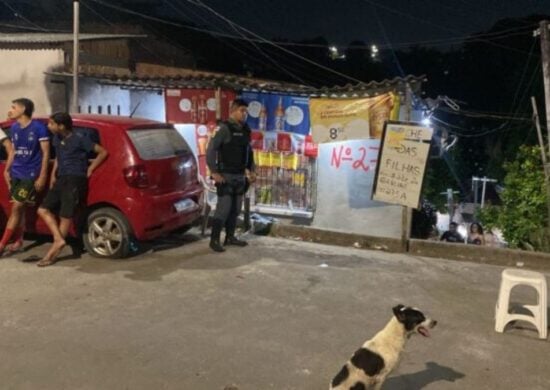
(309, 93), (400, 143)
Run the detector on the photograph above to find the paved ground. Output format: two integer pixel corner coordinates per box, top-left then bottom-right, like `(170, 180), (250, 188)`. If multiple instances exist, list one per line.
(0, 232), (548, 390)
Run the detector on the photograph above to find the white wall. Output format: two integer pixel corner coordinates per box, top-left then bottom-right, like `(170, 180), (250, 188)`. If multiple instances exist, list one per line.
(0, 49), (65, 118)
(313, 139), (403, 238)
(129, 90), (165, 121)
(77, 79), (131, 116)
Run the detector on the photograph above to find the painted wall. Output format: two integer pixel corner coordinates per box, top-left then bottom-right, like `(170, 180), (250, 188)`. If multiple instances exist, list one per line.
(312, 107), (424, 239)
(0, 49), (65, 118)
(76, 79), (130, 116)
(312, 139), (403, 238)
(129, 90), (165, 122)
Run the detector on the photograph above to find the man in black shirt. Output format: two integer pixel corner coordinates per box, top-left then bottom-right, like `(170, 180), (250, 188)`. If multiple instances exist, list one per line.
(440, 222), (464, 243)
(206, 99), (256, 252)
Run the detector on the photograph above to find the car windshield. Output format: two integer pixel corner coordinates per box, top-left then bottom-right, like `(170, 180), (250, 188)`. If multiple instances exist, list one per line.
(126, 128), (191, 160)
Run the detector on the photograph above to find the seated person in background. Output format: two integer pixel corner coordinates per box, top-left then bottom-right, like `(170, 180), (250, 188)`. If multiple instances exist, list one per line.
(484, 228), (499, 247)
(440, 222), (464, 243)
(468, 222), (485, 245)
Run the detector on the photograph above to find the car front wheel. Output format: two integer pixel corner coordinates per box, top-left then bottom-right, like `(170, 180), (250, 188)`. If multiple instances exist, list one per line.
(83, 207), (133, 258)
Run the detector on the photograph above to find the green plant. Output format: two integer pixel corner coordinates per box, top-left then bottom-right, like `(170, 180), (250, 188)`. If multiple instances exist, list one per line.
(479, 145), (548, 249)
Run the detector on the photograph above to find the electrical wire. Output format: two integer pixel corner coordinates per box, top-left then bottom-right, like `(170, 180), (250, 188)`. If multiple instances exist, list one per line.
(362, 0), (534, 55)
(0, 0), (49, 32)
(172, 0), (307, 84)
(437, 107), (532, 122)
(433, 117), (512, 137)
(165, 0), (319, 85)
(79, 0), (159, 58)
(508, 40), (537, 112)
(84, 0), (535, 52)
(0, 22), (66, 32)
(183, 0), (366, 84)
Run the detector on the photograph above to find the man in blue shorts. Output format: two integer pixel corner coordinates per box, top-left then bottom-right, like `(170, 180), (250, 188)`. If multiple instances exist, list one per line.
(0, 98), (50, 255)
(37, 112), (108, 266)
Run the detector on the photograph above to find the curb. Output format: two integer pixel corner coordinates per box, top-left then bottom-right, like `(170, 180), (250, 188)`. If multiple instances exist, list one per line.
(269, 224), (550, 271)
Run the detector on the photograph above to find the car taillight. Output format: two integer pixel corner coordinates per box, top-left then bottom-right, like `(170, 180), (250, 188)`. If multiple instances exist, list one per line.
(123, 165), (149, 188)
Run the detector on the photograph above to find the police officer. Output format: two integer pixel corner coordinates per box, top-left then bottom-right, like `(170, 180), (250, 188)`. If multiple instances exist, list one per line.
(206, 99), (256, 252)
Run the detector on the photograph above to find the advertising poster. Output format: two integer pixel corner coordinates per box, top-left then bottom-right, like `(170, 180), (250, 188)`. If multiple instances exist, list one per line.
(309, 93), (400, 143)
(242, 91), (310, 135)
(165, 88), (236, 124)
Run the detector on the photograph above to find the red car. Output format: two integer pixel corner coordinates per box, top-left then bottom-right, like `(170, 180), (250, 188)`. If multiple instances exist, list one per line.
(0, 115), (203, 258)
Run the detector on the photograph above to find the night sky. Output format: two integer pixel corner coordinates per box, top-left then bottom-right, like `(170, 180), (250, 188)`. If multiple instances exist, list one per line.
(2, 1), (550, 49)
(155, 0), (550, 47)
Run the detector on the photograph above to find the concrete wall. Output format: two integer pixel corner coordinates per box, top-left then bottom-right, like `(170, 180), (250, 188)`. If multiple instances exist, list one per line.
(0, 49), (65, 118)
(312, 139), (404, 239)
(76, 79), (131, 116)
(129, 90), (165, 121)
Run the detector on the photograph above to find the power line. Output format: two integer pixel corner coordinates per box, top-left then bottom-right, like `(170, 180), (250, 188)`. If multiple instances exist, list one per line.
(437, 107), (533, 122)
(175, 0), (307, 84)
(0, 0), (48, 32)
(89, 0), (354, 83)
(433, 117), (512, 138)
(82, 0), (535, 52)
(362, 0), (534, 55)
(166, 0), (324, 85)
(509, 40), (538, 113)
(182, 0), (365, 84)
(0, 22), (65, 32)
(80, 0), (159, 59)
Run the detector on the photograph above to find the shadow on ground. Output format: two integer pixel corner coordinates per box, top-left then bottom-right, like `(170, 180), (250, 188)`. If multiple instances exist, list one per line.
(57, 232), (261, 282)
(383, 362), (465, 389)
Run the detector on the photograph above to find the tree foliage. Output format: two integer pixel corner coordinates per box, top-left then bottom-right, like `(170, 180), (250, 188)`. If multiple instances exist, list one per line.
(479, 145), (548, 249)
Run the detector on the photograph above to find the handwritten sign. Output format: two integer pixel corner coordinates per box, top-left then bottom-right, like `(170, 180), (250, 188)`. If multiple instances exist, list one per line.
(330, 144), (379, 172)
(372, 121), (433, 209)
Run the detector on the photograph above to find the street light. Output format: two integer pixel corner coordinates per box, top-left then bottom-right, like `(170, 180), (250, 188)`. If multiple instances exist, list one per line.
(370, 44), (379, 61)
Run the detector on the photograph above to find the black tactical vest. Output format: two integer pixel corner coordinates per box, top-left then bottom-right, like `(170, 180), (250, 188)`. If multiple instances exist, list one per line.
(217, 121), (251, 174)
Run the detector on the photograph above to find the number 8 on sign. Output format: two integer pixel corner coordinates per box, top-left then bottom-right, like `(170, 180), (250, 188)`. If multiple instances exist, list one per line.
(329, 127), (339, 139)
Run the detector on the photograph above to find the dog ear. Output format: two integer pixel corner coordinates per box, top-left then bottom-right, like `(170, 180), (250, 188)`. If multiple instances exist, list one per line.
(392, 304), (406, 322)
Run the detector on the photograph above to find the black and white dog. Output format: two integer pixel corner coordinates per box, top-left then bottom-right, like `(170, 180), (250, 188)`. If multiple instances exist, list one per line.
(330, 305), (437, 390)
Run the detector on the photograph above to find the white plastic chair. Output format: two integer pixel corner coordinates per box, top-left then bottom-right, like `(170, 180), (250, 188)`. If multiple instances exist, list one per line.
(495, 268), (548, 340)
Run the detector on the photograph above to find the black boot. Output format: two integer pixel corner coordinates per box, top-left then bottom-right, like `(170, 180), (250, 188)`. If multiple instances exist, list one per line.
(224, 215), (248, 247)
(224, 236), (248, 247)
(209, 219), (225, 252)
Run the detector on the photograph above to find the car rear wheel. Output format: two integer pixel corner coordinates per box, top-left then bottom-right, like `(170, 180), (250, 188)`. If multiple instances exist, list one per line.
(83, 208), (132, 258)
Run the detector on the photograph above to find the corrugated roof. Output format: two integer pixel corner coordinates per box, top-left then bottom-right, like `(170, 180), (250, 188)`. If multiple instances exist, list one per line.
(46, 65), (425, 96)
(0, 33), (146, 44)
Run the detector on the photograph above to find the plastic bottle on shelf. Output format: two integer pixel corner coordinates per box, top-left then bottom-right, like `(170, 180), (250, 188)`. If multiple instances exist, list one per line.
(259, 102), (267, 131)
(275, 97), (285, 131)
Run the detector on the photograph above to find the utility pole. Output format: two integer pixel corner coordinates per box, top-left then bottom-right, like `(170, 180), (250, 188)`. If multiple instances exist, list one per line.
(72, 0), (80, 114)
(472, 178), (479, 209)
(531, 96), (550, 227)
(472, 176), (497, 208)
(537, 20), (550, 154)
(440, 188), (460, 229)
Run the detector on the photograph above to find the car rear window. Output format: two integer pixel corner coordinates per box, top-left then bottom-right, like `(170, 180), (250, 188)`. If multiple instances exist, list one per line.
(126, 128), (191, 161)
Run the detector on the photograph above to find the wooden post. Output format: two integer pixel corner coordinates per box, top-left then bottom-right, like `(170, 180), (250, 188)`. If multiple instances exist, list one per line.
(401, 85), (413, 251)
(539, 20), (550, 155)
(531, 96), (550, 227)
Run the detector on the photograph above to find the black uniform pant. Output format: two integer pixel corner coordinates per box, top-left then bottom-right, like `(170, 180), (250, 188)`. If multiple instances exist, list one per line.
(213, 173), (247, 237)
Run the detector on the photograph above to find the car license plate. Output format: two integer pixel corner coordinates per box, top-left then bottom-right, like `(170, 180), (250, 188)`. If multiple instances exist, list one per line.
(174, 199), (197, 213)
